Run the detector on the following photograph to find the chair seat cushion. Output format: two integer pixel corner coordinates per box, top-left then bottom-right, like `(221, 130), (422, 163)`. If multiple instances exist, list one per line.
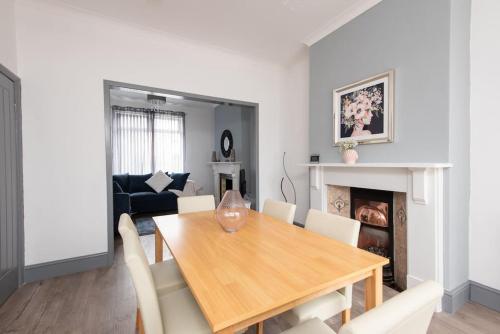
(159, 287), (211, 334)
(281, 318), (336, 334)
(150, 260), (186, 295)
(283, 291), (347, 326)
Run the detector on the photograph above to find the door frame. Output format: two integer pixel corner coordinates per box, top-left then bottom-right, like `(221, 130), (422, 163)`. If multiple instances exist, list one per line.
(103, 80), (260, 265)
(0, 63), (24, 287)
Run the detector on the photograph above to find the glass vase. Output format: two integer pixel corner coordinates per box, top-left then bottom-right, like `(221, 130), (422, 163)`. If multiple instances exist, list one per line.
(216, 190), (249, 233)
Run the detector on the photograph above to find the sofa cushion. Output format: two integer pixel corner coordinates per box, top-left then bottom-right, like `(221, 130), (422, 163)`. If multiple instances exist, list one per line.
(130, 191), (178, 214)
(167, 172), (191, 191)
(112, 173), (129, 193)
(129, 173), (154, 193)
(146, 171), (173, 193)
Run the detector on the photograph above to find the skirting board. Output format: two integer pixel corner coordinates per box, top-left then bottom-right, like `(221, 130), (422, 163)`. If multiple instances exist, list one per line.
(24, 252), (109, 283)
(470, 281), (500, 313)
(443, 280), (470, 313)
(443, 280), (500, 313)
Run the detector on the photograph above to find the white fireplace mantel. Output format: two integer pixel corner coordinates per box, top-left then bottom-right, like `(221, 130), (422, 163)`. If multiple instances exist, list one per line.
(302, 163), (452, 205)
(302, 162), (452, 310)
(209, 161), (242, 205)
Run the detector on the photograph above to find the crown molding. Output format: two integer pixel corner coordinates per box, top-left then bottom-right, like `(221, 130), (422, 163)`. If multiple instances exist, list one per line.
(302, 0), (382, 46)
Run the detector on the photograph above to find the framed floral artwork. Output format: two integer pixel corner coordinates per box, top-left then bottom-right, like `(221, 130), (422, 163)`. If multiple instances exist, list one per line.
(333, 70), (394, 145)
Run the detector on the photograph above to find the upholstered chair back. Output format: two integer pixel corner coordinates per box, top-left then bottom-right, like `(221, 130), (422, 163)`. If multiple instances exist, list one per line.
(304, 209), (361, 308)
(177, 195), (216, 214)
(119, 214), (164, 334)
(305, 209), (360, 246)
(262, 199), (296, 224)
(338, 280), (443, 334)
(118, 213), (150, 270)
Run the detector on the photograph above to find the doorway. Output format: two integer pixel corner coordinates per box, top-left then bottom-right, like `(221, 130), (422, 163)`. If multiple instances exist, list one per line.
(0, 64), (23, 305)
(103, 81), (259, 263)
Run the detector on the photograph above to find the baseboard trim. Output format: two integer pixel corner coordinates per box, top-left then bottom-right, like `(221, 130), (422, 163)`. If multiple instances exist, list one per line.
(24, 252), (109, 283)
(443, 281), (470, 313)
(470, 281), (500, 312)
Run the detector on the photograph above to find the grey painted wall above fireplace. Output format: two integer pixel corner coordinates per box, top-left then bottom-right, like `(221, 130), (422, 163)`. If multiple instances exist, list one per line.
(309, 0), (451, 163)
(308, 0), (472, 313)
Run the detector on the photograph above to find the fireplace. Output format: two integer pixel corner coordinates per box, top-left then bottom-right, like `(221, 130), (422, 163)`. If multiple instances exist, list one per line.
(309, 163), (450, 310)
(350, 188), (396, 288)
(328, 185), (407, 291)
(219, 174), (233, 201)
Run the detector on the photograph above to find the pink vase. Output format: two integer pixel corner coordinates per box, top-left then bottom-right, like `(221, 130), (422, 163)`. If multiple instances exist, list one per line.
(342, 149), (358, 164)
(216, 190), (249, 233)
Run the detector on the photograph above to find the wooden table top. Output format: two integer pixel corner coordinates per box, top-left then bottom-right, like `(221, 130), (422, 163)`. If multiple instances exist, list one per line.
(154, 210), (388, 333)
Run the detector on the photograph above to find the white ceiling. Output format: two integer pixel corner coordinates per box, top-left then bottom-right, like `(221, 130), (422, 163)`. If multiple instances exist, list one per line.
(43, 0), (381, 63)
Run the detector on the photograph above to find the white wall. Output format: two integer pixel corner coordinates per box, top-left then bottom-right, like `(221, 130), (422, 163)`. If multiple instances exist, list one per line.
(184, 106), (216, 196)
(0, 0), (17, 72)
(16, 0), (308, 265)
(469, 0), (500, 290)
(109, 95), (216, 196)
(280, 50), (310, 223)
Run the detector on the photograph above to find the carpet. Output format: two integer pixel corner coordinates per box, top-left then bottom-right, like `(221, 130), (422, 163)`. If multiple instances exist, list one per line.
(134, 217), (156, 236)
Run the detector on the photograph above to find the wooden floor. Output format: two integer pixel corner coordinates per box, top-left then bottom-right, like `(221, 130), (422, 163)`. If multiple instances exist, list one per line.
(0, 235), (499, 334)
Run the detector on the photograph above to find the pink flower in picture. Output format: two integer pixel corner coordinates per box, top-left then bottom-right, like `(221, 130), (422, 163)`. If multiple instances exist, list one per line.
(340, 83), (384, 138)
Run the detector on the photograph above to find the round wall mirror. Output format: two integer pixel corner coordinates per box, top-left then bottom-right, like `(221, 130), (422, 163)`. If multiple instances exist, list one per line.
(220, 129), (233, 158)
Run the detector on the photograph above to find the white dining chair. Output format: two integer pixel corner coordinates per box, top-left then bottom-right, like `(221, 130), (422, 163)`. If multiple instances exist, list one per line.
(119, 214), (210, 334)
(177, 195), (215, 214)
(119, 214), (186, 295)
(281, 280), (443, 334)
(283, 209), (360, 326)
(262, 198), (296, 224)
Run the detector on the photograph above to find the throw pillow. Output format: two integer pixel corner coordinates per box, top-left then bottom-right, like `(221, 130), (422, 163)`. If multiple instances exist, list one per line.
(167, 172), (191, 191)
(146, 171), (173, 193)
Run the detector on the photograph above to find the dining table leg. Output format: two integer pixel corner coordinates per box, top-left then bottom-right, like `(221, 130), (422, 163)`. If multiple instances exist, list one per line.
(256, 321), (264, 334)
(365, 266), (383, 311)
(155, 227), (163, 263)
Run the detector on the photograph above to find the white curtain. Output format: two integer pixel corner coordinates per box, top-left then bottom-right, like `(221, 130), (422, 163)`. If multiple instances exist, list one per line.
(112, 106), (185, 174)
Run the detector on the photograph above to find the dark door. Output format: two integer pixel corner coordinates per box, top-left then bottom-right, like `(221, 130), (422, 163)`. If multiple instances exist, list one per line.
(0, 69), (21, 304)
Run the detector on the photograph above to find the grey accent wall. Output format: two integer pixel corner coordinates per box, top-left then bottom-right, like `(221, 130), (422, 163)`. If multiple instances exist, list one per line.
(242, 106), (257, 198)
(310, 0), (451, 162)
(309, 0), (472, 300)
(446, 0), (471, 292)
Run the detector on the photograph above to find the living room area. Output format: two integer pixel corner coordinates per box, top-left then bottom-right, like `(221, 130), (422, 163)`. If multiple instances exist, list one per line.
(108, 83), (258, 239)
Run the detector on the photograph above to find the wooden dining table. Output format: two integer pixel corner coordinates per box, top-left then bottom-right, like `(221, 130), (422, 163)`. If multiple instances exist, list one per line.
(154, 210), (388, 334)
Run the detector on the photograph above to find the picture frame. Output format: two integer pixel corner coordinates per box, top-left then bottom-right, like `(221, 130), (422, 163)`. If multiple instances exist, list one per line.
(333, 70), (394, 145)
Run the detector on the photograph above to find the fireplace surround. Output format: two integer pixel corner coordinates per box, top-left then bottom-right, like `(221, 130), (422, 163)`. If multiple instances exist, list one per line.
(304, 162), (452, 310)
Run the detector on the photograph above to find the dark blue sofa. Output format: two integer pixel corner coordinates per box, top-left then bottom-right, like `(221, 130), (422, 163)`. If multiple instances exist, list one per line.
(112, 172), (189, 234)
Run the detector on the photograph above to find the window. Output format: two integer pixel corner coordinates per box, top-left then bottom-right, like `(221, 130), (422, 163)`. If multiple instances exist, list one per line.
(112, 106), (185, 174)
